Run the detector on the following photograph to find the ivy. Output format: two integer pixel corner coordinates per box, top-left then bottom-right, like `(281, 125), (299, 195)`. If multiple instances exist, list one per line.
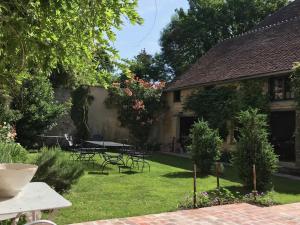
(184, 85), (240, 138)
(71, 86), (94, 141)
(291, 63), (300, 107)
(184, 80), (269, 139)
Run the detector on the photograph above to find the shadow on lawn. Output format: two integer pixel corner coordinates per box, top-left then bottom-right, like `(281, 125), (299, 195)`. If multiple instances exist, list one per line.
(272, 176), (300, 195)
(148, 153), (193, 170)
(162, 171), (209, 179)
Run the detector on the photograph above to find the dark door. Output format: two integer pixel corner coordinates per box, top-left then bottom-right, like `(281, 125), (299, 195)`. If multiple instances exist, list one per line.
(179, 117), (197, 150)
(270, 111), (295, 161)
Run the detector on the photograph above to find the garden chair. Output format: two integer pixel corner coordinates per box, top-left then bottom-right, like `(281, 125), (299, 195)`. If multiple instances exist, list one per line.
(100, 152), (126, 173)
(127, 150), (151, 172)
(64, 135), (98, 163)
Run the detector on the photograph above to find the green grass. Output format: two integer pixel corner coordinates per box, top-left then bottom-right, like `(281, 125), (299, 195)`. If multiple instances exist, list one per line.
(51, 153), (300, 224)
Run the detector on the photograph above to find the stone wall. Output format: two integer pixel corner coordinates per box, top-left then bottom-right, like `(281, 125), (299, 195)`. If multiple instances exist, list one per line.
(49, 87), (130, 141)
(87, 87), (130, 140)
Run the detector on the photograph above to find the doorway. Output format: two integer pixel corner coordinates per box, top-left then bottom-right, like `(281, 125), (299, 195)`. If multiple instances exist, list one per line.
(270, 111), (295, 162)
(179, 117), (197, 151)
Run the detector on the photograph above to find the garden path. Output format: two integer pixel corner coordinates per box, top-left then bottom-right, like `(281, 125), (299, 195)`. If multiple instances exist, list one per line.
(71, 202), (300, 225)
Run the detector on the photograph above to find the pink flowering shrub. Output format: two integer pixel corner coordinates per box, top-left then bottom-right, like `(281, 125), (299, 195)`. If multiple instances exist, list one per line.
(0, 122), (17, 143)
(106, 77), (165, 145)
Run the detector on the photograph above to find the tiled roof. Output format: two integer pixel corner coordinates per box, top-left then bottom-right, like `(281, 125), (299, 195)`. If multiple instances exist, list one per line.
(167, 0), (300, 91)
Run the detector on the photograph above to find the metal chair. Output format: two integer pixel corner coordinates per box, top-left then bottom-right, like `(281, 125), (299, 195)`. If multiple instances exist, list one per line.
(127, 151), (151, 172)
(100, 152), (125, 172)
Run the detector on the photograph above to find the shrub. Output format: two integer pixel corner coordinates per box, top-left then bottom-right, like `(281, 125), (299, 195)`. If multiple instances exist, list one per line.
(32, 147), (84, 193)
(234, 108), (278, 190)
(12, 76), (66, 147)
(243, 191), (278, 206)
(0, 142), (28, 163)
(210, 187), (236, 205)
(188, 120), (222, 174)
(178, 191), (211, 209)
(178, 188), (237, 209)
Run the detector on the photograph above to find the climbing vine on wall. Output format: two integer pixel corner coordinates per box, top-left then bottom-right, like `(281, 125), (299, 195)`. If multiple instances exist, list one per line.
(184, 80), (269, 139)
(291, 63), (300, 107)
(71, 86), (94, 141)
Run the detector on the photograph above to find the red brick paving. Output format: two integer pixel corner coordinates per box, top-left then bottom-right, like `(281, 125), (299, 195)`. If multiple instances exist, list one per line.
(71, 203), (300, 225)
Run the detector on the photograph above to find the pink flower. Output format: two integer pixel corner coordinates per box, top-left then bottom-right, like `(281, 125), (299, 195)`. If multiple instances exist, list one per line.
(124, 88), (133, 96)
(132, 100), (145, 110)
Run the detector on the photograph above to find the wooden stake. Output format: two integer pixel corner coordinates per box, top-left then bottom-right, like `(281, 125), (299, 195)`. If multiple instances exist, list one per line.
(252, 164), (257, 198)
(193, 163), (197, 208)
(216, 162), (220, 190)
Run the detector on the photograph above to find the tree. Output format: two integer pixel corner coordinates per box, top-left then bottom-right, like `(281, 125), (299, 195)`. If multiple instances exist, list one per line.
(188, 119), (222, 174)
(13, 76), (67, 147)
(106, 77), (165, 146)
(160, 0), (288, 76)
(234, 108), (278, 190)
(0, 0), (142, 93)
(128, 49), (173, 82)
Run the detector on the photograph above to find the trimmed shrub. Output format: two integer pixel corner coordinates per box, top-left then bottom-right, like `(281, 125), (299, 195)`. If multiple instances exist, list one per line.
(234, 108), (278, 190)
(188, 120), (222, 174)
(32, 147), (84, 193)
(0, 142), (28, 163)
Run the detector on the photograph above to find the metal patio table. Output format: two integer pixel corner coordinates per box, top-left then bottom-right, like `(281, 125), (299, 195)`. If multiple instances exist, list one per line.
(85, 141), (131, 148)
(0, 182), (71, 224)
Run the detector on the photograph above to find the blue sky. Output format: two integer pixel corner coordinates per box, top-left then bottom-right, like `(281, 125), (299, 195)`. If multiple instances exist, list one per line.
(114, 0), (189, 59)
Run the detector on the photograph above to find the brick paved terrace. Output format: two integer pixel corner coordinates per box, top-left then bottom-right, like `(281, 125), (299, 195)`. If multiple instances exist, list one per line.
(71, 202), (300, 225)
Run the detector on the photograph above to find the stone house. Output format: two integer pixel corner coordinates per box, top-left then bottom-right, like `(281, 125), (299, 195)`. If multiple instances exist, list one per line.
(158, 0), (300, 167)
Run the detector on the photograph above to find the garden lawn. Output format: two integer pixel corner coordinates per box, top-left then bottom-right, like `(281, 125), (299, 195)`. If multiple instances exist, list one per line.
(52, 153), (300, 225)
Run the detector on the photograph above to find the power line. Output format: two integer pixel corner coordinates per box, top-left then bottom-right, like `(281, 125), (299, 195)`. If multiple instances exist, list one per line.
(130, 0), (158, 48)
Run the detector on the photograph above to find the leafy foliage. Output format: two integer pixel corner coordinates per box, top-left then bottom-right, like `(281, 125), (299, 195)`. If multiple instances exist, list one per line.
(178, 188), (237, 209)
(127, 49), (173, 82)
(13, 76), (67, 147)
(291, 63), (300, 107)
(32, 147), (84, 193)
(188, 120), (222, 174)
(0, 93), (21, 124)
(184, 81), (269, 139)
(160, 0), (287, 76)
(71, 86), (94, 141)
(243, 191), (278, 206)
(0, 0), (142, 91)
(0, 142), (28, 163)
(234, 108), (278, 190)
(239, 79), (269, 113)
(106, 77), (165, 146)
(0, 123), (17, 143)
(184, 86), (240, 138)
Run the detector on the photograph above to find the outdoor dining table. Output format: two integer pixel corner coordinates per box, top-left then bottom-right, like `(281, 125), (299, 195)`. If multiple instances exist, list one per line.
(0, 182), (71, 224)
(37, 135), (65, 146)
(85, 141), (131, 148)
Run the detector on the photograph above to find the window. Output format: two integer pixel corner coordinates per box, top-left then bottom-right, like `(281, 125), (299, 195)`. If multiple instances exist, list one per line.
(269, 76), (294, 100)
(173, 90), (181, 102)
